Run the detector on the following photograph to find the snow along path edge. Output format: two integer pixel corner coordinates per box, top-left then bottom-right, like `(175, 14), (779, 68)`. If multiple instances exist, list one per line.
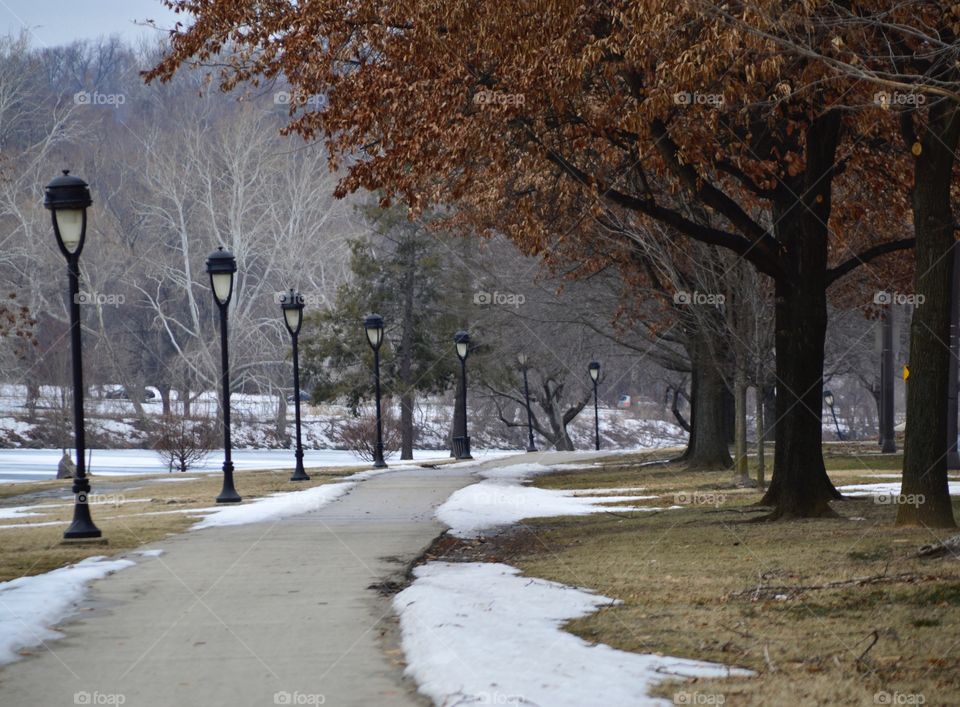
(0, 555), (137, 666)
(394, 562), (752, 707)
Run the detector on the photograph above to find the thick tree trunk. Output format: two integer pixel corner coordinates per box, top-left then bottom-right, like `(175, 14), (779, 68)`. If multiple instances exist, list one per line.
(760, 110), (842, 519)
(898, 101), (960, 528)
(680, 334), (732, 468)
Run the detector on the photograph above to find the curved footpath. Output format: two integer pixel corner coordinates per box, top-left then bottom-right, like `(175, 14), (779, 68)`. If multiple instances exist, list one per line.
(0, 456), (542, 707)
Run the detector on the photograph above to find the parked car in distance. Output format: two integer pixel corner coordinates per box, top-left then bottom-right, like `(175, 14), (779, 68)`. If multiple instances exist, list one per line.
(287, 390), (311, 403)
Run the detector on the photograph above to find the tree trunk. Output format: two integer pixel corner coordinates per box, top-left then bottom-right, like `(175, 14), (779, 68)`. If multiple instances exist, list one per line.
(680, 334), (732, 468)
(400, 391), (414, 460)
(399, 254), (416, 461)
(755, 384), (766, 490)
(159, 383), (172, 416)
(760, 111), (843, 519)
(276, 392), (289, 446)
(898, 100), (960, 528)
(26, 379), (40, 421)
(181, 387), (191, 418)
(733, 368), (750, 485)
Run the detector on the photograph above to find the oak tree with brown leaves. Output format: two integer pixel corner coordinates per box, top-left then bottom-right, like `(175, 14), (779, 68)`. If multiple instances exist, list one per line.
(148, 0), (927, 520)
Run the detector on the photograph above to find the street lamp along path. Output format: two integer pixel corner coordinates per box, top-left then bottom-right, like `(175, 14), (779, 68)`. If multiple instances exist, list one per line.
(206, 247), (242, 503)
(589, 361), (601, 452)
(45, 170), (101, 540)
(364, 313), (387, 469)
(453, 331), (473, 459)
(282, 289), (310, 481)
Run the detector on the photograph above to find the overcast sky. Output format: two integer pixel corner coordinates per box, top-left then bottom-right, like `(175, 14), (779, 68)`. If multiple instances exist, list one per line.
(0, 1), (182, 48)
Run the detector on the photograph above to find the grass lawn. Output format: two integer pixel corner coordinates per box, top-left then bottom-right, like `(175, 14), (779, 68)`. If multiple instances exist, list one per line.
(0, 465), (359, 582)
(434, 446), (960, 706)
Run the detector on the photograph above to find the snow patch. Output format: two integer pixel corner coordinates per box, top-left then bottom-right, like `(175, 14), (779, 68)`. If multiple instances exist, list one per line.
(0, 556), (135, 665)
(394, 562), (751, 707)
(839, 482), (960, 497)
(191, 482), (355, 530)
(438, 483), (657, 538)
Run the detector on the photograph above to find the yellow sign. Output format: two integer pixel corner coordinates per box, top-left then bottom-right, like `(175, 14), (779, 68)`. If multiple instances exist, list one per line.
(903, 364), (909, 381)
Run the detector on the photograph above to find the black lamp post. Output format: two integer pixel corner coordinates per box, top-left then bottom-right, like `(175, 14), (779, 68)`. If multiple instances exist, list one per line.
(282, 289), (310, 481)
(454, 330), (473, 459)
(589, 361), (601, 451)
(206, 247), (241, 503)
(823, 389), (844, 441)
(518, 352), (536, 452)
(364, 313), (387, 469)
(45, 170), (100, 540)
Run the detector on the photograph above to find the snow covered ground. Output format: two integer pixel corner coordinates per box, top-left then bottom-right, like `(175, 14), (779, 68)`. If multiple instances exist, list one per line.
(0, 555), (137, 665)
(394, 562), (752, 707)
(190, 467), (398, 530)
(437, 461), (670, 538)
(839, 481), (960, 498)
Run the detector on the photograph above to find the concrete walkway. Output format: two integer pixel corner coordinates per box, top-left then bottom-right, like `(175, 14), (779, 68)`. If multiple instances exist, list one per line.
(0, 451), (610, 707)
(0, 463), (487, 706)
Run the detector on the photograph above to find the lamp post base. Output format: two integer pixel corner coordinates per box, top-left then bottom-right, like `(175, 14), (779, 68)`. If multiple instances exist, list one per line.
(526, 445), (537, 453)
(216, 461), (242, 503)
(290, 466), (310, 481)
(372, 442), (388, 469)
(290, 450), (310, 481)
(64, 481), (101, 539)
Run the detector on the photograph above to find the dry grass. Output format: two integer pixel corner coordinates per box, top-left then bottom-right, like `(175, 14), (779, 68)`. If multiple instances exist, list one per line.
(497, 451), (960, 705)
(0, 465), (360, 582)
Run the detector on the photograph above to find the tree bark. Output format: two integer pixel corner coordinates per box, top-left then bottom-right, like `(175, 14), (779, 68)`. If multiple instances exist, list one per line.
(276, 392), (289, 446)
(159, 383), (172, 416)
(760, 111), (843, 518)
(898, 100), (960, 528)
(755, 384), (766, 490)
(680, 333), (732, 468)
(399, 249), (416, 460)
(400, 391), (414, 460)
(733, 368), (750, 485)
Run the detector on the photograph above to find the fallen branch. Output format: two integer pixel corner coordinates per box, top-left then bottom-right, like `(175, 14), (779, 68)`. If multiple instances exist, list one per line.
(729, 572), (937, 602)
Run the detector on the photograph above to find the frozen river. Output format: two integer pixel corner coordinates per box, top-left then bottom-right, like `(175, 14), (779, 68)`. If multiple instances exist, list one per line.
(0, 448), (498, 483)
